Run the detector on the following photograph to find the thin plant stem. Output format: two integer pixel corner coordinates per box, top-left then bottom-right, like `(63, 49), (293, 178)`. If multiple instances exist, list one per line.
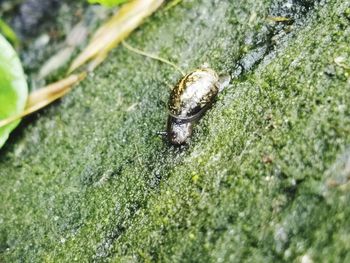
(122, 41), (185, 76)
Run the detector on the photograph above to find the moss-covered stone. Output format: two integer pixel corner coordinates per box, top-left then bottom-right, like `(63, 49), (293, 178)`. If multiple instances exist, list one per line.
(1, 0), (350, 262)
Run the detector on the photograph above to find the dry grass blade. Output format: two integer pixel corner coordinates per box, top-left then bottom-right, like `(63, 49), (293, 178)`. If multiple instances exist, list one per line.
(1, 0), (164, 131)
(68, 0), (164, 73)
(266, 16), (292, 22)
(122, 41), (185, 76)
(0, 73), (86, 129)
(164, 0), (182, 11)
(27, 74), (85, 108)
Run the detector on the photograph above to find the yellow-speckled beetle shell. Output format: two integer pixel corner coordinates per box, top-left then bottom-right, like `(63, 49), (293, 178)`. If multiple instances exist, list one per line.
(167, 68), (219, 145)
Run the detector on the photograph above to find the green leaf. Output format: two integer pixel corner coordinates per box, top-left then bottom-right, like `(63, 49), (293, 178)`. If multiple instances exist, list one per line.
(87, 0), (129, 7)
(0, 18), (19, 48)
(0, 34), (28, 149)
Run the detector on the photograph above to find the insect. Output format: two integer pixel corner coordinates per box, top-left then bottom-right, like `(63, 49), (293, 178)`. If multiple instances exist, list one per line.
(122, 42), (230, 145)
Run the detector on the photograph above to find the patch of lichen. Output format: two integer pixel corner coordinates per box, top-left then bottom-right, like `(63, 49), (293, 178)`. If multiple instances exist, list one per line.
(0, 0), (350, 262)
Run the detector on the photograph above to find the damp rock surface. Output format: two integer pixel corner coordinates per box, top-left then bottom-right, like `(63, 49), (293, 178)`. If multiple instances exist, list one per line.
(1, 0), (350, 262)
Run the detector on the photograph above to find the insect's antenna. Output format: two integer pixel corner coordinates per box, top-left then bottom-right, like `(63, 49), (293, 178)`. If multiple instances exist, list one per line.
(122, 41), (185, 76)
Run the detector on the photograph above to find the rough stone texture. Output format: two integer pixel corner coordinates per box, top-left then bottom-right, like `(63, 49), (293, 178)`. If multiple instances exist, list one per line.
(1, 0), (350, 262)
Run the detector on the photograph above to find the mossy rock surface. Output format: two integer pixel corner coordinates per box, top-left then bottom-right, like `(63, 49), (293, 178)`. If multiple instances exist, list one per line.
(1, 0), (350, 262)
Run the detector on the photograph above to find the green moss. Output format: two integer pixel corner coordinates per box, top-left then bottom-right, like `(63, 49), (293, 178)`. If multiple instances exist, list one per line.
(1, 0), (350, 262)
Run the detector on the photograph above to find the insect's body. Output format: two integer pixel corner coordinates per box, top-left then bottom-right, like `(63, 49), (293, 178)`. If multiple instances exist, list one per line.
(167, 68), (220, 145)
